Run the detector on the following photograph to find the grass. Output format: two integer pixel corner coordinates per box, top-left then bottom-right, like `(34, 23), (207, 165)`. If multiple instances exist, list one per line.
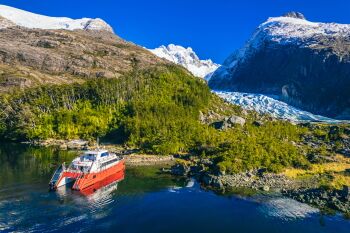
(283, 162), (350, 178)
(330, 174), (350, 189)
(282, 154), (350, 189)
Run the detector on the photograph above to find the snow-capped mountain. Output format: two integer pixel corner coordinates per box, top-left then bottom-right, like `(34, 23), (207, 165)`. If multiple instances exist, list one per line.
(215, 91), (342, 123)
(213, 12), (350, 71)
(0, 5), (113, 32)
(209, 12), (350, 119)
(149, 44), (220, 79)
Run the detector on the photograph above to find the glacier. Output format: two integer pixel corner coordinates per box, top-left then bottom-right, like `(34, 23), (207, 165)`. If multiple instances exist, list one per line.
(215, 91), (343, 123)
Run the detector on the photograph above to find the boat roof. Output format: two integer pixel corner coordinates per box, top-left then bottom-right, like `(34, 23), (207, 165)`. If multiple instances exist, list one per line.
(84, 150), (108, 155)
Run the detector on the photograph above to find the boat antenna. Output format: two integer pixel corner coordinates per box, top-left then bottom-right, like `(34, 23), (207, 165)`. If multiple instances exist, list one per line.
(97, 137), (100, 151)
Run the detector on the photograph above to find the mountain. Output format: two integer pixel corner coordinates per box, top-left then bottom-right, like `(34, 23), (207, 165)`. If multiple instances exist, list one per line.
(0, 5), (113, 32)
(0, 7), (167, 93)
(149, 44), (220, 79)
(209, 12), (350, 119)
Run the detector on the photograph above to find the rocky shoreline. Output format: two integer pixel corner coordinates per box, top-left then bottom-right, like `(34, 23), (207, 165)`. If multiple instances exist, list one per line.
(170, 162), (350, 215)
(171, 163), (308, 192)
(26, 139), (176, 166)
(27, 139), (90, 150)
(124, 154), (175, 166)
(283, 187), (350, 214)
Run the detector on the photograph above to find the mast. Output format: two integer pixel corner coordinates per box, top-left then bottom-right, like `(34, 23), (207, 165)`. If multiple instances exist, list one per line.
(97, 137), (100, 151)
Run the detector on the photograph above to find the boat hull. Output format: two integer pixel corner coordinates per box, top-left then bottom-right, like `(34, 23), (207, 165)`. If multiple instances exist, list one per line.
(55, 159), (125, 191)
(80, 170), (125, 196)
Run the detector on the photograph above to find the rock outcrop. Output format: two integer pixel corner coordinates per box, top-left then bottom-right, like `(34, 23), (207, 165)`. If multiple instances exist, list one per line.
(283, 12), (306, 19)
(284, 186), (350, 214)
(210, 115), (246, 130)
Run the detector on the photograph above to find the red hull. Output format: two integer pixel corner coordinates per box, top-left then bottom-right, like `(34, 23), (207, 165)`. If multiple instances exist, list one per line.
(56, 159), (125, 191)
(80, 170), (125, 196)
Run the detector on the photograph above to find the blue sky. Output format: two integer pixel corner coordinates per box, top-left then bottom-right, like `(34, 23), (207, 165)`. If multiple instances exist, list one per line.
(2, 0), (350, 63)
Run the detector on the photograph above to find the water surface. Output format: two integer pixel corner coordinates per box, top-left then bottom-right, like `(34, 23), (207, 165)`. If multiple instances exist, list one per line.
(0, 144), (349, 233)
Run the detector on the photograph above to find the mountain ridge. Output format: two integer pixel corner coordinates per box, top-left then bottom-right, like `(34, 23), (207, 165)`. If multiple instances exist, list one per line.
(149, 44), (220, 79)
(0, 4), (114, 32)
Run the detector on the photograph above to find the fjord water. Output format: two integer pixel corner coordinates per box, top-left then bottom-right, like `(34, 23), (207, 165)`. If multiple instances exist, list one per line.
(0, 144), (349, 233)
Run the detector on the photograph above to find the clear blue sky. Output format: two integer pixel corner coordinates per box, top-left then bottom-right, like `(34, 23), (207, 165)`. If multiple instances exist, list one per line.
(2, 0), (350, 63)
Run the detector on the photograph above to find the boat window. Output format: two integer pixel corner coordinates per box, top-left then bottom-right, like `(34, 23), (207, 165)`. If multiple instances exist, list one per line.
(82, 154), (96, 161)
(101, 152), (109, 157)
(101, 158), (119, 167)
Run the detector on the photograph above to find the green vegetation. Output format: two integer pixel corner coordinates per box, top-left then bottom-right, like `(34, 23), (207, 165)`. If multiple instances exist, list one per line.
(1, 64), (349, 175)
(195, 121), (310, 174)
(0, 65), (210, 156)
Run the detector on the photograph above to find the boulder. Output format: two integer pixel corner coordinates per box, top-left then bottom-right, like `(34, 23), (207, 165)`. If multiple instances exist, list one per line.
(212, 177), (224, 189)
(34, 39), (60, 48)
(227, 116), (246, 126)
(211, 115), (246, 130)
(342, 186), (350, 201)
(253, 121), (263, 127)
(66, 139), (88, 150)
(201, 174), (214, 186)
(171, 164), (190, 176)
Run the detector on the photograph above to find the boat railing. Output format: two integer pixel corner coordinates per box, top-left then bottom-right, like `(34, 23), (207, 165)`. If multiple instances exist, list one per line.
(65, 160), (93, 173)
(49, 163), (63, 185)
(65, 167), (87, 174)
(72, 172), (85, 190)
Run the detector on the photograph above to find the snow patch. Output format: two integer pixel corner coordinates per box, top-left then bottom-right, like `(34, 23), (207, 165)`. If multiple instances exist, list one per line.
(0, 4), (113, 32)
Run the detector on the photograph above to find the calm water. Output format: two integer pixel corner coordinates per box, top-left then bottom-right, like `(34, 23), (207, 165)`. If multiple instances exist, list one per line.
(0, 144), (349, 233)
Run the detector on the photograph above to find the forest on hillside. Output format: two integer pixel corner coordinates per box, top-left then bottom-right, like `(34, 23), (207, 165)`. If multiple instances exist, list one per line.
(1, 64), (348, 175)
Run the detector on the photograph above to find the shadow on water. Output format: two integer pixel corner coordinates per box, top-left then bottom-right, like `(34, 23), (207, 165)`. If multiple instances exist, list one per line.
(0, 143), (350, 233)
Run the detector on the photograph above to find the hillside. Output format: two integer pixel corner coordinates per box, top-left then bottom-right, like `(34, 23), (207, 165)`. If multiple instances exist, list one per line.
(0, 26), (170, 93)
(209, 12), (350, 119)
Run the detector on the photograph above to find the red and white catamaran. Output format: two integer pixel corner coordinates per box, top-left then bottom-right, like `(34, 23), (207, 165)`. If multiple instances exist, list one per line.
(49, 149), (125, 191)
